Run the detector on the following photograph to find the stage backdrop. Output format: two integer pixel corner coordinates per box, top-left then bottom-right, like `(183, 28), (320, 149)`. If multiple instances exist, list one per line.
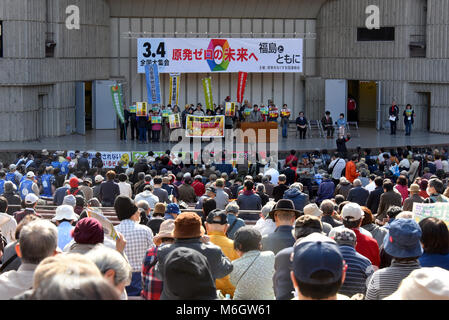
(137, 38), (303, 74)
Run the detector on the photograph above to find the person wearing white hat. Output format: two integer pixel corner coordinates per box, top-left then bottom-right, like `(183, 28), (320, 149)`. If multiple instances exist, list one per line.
(52, 205), (78, 250)
(18, 171), (39, 201)
(13, 193), (42, 224)
(384, 267), (449, 300)
(303, 203), (333, 236)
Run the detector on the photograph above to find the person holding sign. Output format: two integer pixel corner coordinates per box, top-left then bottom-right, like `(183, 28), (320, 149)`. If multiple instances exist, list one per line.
(151, 108), (162, 143)
(389, 100), (399, 135)
(296, 112), (308, 140)
(268, 104), (279, 123)
(403, 104), (415, 136)
(280, 104), (291, 138)
(137, 108), (148, 144)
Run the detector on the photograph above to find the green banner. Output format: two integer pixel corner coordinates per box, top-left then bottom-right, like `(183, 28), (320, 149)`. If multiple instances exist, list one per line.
(111, 85), (125, 123)
(202, 77), (213, 111)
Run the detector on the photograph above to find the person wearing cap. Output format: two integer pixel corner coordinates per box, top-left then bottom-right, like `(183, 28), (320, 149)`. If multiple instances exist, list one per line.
(224, 202), (245, 240)
(92, 175), (105, 199)
(177, 177), (198, 204)
(135, 185), (159, 210)
(290, 233), (349, 300)
(2, 181), (21, 215)
(13, 194), (42, 224)
(332, 228), (374, 297)
(205, 209), (239, 297)
(384, 267), (449, 300)
(274, 215), (324, 300)
(155, 212), (233, 299)
(347, 179), (369, 206)
(145, 202), (165, 235)
(332, 202), (379, 267)
(18, 171), (39, 201)
(52, 205), (78, 250)
(303, 203), (333, 236)
(163, 203), (180, 221)
(141, 219), (175, 300)
(334, 176), (352, 200)
(79, 177), (93, 202)
(261, 199), (300, 255)
(418, 217), (449, 270)
(66, 177), (85, 199)
(63, 217), (105, 255)
(366, 219), (423, 300)
(114, 195), (154, 296)
(402, 183), (424, 211)
(195, 186), (216, 210)
(0, 220), (58, 300)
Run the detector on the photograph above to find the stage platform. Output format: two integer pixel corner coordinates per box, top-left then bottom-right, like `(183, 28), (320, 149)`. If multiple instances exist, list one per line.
(1, 127), (448, 154)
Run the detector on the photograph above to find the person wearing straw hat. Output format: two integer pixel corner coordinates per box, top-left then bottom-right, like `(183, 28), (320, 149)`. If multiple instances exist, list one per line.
(402, 183), (424, 212)
(141, 219), (176, 300)
(261, 199), (300, 255)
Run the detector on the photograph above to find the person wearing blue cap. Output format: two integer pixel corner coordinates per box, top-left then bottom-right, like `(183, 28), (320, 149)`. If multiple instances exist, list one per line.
(290, 233), (349, 300)
(365, 219), (423, 300)
(164, 203), (181, 220)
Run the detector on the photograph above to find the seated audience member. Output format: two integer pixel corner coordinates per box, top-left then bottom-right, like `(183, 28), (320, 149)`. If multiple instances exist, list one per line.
(290, 233), (350, 300)
(402, 183), (424, 212)
(347, 179), (369, 206)
(303, 203), (333, 236)
(3, 181), (21, 215)
(14, 193), (42, 224)
(360, 206), (387, 248)
(224, 202), (245, 240)
(253, 201), (277, 237)
(155, 212), (233, 299)
(365, 219), (423, 300)
(30, 254), (119, 300)
(273, 175), (289, 202)
(261, 200), (300, 255)
(332, 228), (374, 297)
(134, 185), (159, 209)
(0, 220), (58, 299)
(418, 217), (449, 270)
(315, 174), (335, 205)
(205, 209), (240, 298)
(237, 180), (262, 214)
(384, 267), (449, 300)
(146, 202), (166, 235)
(320, 200), (343, 228)
(230, 227), (275, 300)
(283, 183), (310, 211)
(51, 204), (78, 251)
(334, 177), (352, 200)
(163, 203), (181, 220)
(141, 220), (176, 300)
(0, 196), (18, 243)
(114, 196), (154, 297)
(376, 180), (402, 224)
(274, 215), (324, 300)
(161, 247), (218, 300)
(86, 246), (132, 299)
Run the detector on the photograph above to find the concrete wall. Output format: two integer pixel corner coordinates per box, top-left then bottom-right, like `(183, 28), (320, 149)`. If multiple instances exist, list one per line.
(0, 0), (110, 141)
(314, 0), (449, 133)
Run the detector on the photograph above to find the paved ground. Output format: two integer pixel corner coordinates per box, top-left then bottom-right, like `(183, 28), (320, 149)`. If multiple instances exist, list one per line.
(1, 127), (448, 153)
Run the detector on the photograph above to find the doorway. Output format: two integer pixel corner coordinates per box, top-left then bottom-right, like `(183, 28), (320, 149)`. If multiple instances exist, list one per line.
(416, 92), (431, 131)
(85, 82), (93, 130)
(348, 80), (378, 128)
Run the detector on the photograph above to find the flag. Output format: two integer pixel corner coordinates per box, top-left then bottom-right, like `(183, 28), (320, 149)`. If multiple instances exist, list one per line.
(111, 85), (125, 123)
(169, 73), (180, 106)
(145, 64), (161, 104)
(202, 77), (214, 111)
(237, 71), (248, 104)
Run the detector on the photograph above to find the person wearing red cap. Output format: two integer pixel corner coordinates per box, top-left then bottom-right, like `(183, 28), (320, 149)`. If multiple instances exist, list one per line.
(66, 177), (84, 199)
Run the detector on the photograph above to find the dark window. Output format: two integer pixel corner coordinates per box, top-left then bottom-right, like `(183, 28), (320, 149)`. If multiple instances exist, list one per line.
(357, 27), (395, 41)
(0, 21), (3, 57)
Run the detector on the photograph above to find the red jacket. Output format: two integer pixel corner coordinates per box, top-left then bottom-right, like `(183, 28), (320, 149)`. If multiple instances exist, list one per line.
(345, 161), (359, 183)
(191, 180), (205, 197)
(354, 228), (380, 267)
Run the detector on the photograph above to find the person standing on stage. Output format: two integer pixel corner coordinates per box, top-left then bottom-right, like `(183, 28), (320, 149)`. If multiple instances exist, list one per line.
(129, 103), (138, 141)
(389, 100), (399, 135)
(347, 97), (357, 122)
(403, 104), (415, 136)
(151, 108), (162, 143)
(249, 105), (263, 123)
(296, 112), (308, 140)
(321, 111), (335, 138)
(268, 104), (279, 123)
(280, 104), (291, 139)
(137, 110), (148, 144)
(193, 103), (205, 116)
(119, 105), (130, 141)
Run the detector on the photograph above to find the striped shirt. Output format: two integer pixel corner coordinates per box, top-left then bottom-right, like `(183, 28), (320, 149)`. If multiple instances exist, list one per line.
(338, 245), (374, 297)
(365, 259), (421, 300)
(115, 219), (154, 272)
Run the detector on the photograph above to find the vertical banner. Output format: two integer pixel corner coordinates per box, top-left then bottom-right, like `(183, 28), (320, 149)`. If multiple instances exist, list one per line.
(111, 85), (125, 123)
(169, 73), (180, 106)
(237, 71), (248, 104)
(202, 77), (214, 111)
(145, 64), (161, 104)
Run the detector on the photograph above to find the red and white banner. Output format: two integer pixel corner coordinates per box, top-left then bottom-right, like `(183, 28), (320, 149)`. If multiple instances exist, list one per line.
(237, 71), (248, 104)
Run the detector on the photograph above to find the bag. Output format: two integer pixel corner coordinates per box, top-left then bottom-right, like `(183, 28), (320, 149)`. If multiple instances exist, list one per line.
(328, 158), (340, 175)
(235, 252), (260, 287)
(226, 218), (238, 238)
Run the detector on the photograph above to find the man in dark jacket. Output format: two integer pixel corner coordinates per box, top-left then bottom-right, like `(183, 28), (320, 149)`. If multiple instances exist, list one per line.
(282, 183), (309, 212)
(320, 200), (343, 228)
(77, 152), (90, 173)
(236, 180), (262, 213)
(366, 177), (384, 215)
(132, 158), (149, 184)
(273, 175), (289, 202)
(376, 180), (402, 223)
(154, 212), (233, 300)
(347, 179), (370, 206)
(2, 181), (21, 215)
(315, 174), (335, 205)
(98, 170), (120, 207)
(261, 200), (299, 255)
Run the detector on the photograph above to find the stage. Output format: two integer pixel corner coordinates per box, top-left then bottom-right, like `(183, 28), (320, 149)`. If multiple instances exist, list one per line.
(1, 127), (448, 155)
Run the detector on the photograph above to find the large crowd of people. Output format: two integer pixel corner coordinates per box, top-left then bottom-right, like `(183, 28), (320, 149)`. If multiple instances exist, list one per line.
(0, 145), (448, 300)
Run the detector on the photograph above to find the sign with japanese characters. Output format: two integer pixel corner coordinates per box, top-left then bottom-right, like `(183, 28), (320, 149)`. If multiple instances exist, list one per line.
(413, 202), (449, 226)
(186, 115), (225, 138)
(137, 38), (303, 73)
(169, 113), (181, 129)
(67, 151), (131, 169)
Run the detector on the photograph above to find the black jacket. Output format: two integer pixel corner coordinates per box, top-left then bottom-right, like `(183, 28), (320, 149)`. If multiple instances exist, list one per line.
(347, 186), (370, 206)
(274, 246), (294, 300)
(366, 186), (384, 216)
(261, 226), (295, 255)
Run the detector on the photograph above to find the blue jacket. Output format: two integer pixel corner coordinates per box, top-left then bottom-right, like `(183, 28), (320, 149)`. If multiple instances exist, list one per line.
(316, 179), (335, 204)
(283, 188), (309, 211)
(0, 179), (5, 195)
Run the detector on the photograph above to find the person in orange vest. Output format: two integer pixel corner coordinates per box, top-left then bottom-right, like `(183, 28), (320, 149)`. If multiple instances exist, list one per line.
(345, 154), (360, 184)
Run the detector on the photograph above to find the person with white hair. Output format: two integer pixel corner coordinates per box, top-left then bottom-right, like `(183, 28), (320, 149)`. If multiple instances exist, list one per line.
(224, 202), (245, 240)
(253, 201), (277, 237)
(0, 220), (58, 299)
(334, 176), (353, 200)
(85, 245), (132, 299)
